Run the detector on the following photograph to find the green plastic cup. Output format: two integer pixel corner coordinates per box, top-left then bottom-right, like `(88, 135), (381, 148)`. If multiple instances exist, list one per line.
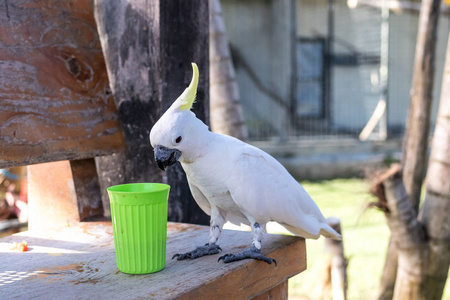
(107, 183), (170, 274)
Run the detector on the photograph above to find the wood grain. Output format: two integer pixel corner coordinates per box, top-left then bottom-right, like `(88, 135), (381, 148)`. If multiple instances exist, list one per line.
(0, 0), (125, 168)
(0, 222), (306, 299)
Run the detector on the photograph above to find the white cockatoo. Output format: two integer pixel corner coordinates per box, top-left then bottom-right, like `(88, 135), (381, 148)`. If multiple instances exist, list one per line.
(150, 63), (341, 265)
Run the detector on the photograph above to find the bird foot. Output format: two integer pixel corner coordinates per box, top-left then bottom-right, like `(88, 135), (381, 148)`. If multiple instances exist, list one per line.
(172, 243), (222, 260)
(218, 245), (277, 266)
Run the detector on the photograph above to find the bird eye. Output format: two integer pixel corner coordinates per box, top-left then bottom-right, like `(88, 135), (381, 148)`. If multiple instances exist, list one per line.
(175, 136), (182, 143)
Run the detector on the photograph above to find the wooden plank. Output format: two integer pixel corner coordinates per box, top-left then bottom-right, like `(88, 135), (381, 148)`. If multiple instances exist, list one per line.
(0, 222), (306, 299)
(93, 0), (210, 225)
(0, 0), (125, 168)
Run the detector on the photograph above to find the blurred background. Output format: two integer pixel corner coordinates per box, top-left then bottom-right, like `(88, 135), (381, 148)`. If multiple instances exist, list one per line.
(1, 0), (450, 299)
(214, 0), (450, 299)
(224, 0), (448, 140)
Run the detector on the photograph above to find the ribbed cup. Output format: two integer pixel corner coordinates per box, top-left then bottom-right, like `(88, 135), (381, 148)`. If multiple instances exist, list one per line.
(107, 183), (170, 274)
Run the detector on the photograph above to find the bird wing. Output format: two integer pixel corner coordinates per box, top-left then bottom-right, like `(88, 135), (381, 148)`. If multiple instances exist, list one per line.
(227, 144), (329, 239)
(186, 176), (212, 216)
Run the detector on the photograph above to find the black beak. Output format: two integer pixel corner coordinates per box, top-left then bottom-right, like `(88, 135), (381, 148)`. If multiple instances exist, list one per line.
(154, 145), (182, 171)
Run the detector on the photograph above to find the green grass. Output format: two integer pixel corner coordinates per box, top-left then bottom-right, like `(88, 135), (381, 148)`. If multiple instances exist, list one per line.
(286, 178), (450, 300)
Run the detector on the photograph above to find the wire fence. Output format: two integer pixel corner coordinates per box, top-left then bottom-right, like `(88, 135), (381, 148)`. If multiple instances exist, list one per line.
(229, 0), (450, 142)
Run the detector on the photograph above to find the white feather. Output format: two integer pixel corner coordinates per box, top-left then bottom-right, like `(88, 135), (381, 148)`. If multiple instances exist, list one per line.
(149, 66), (341, 241)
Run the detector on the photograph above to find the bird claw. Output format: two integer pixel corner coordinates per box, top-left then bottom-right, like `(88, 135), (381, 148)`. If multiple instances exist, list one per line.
(172, 243), (222, 260)
(218, 247), (277, 266)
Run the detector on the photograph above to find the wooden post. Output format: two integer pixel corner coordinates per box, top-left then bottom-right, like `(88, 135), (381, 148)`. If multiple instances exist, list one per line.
(70, 158), (104, 221)
(93, 0), (210, 224)
(325, 218), (347, 300)
(309, 218), (347, 300)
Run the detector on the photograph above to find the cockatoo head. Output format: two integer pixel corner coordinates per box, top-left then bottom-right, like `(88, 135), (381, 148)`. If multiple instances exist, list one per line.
(150, 63), (208, 171)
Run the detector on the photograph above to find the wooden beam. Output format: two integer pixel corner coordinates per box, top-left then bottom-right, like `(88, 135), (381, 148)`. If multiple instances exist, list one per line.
(0, 0), (125, 168)
(1, 222), (306, 299)
(94, 0), (210, 224)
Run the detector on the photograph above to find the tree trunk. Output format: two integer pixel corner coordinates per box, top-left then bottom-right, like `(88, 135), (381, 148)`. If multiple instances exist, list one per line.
(93, 0), (210, 225)
(209, 0), (248, 141)
(378, 166), (426, 300)
(418, 28), (450, 300)
(373, 29), (450, 299)
(402, 0), (441, 210)
(378, 240), (397, 300)
(379, 0), (441, 297)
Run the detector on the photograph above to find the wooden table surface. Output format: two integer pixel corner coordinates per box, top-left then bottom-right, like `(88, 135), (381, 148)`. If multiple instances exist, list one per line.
(0, 222), (306, 299)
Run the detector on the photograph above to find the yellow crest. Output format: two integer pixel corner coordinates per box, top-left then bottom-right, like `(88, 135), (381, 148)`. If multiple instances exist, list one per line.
(179, 63), (199, 111)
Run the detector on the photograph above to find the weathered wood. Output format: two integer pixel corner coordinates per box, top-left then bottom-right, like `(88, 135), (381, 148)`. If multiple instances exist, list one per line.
(93, 0), (162, 185)
(0, 222), (306, 299)
(95, 153), (127, 218)
(0, 0), (125, 168)
(69, 158), (103, 220)
(160, 1), (210, 225)
(94, 0), (210, 225)
(27, 161), (80, 231)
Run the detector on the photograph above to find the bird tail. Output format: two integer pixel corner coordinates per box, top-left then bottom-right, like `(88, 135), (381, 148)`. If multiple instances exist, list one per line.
(320, 223), (342, 240)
